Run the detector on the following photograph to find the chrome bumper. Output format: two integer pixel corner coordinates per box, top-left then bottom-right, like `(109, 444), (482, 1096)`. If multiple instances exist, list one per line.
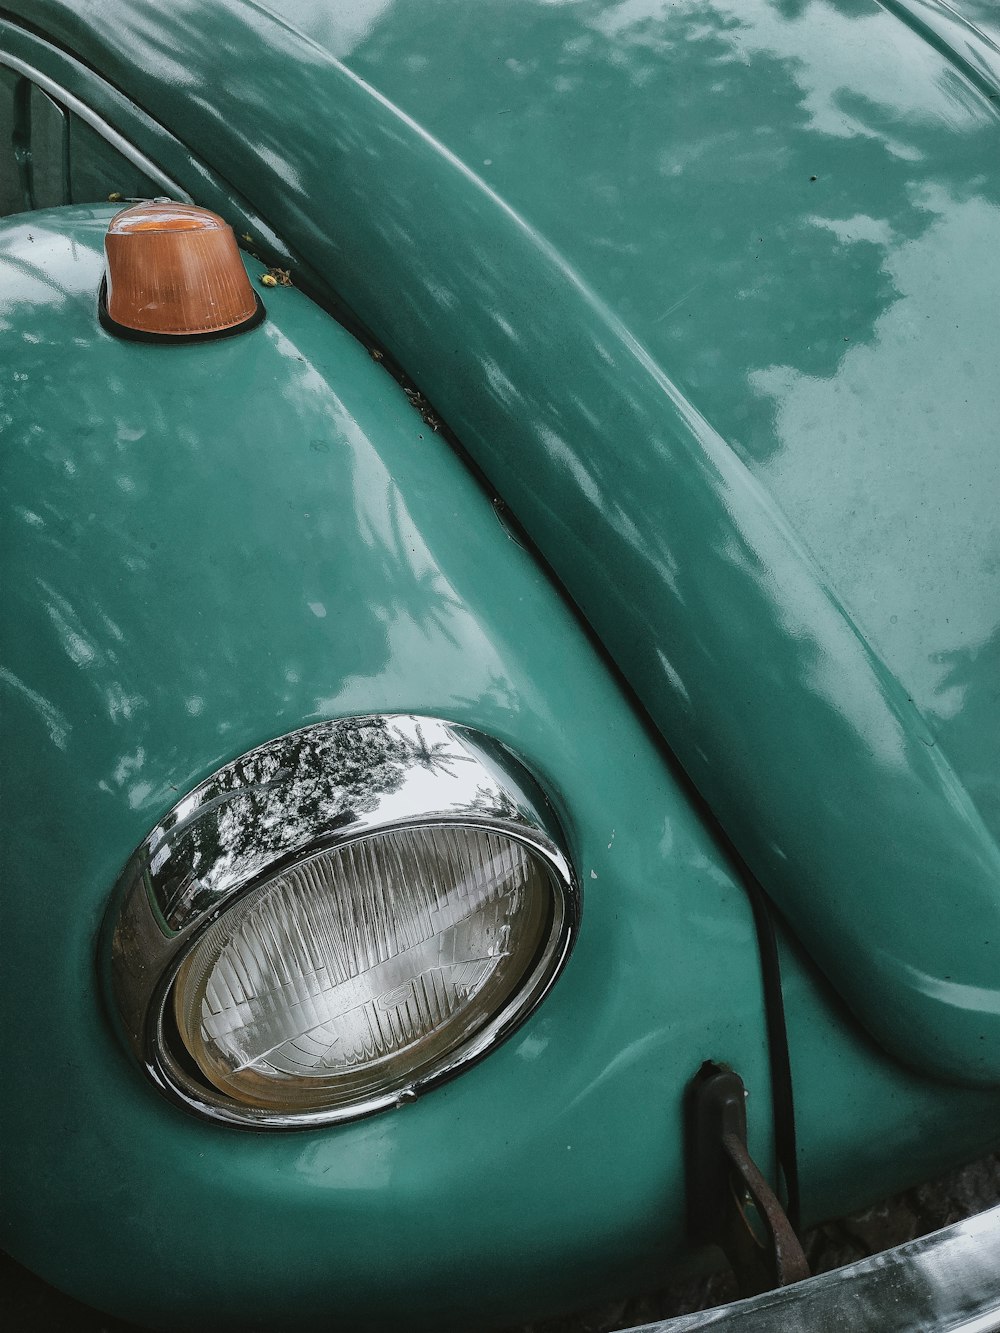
(634, 1206), (1000, 1332)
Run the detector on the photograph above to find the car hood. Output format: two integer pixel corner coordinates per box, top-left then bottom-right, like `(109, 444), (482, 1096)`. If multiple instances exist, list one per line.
(13, 0), (1000, 1082)
(307, 0), (1000, 845)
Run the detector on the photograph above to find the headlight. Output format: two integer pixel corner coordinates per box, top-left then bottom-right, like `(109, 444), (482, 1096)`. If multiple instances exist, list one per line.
(104, 716), (578, 1128)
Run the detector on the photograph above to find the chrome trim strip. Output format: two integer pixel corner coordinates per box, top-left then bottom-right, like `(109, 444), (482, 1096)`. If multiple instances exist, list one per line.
(633, 1205), (1000, 1332)
(0, 52), (189, 201)
(102, 715), (579, 1129)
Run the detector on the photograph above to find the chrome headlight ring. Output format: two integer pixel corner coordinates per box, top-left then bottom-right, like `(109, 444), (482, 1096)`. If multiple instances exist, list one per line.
(103, 715), (579, 1129)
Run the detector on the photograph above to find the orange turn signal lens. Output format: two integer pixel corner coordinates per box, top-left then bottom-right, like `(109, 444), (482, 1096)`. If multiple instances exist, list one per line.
(101, 201), (263, 341)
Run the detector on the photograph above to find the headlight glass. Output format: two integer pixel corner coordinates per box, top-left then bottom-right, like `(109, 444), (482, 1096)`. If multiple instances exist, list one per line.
(173, 825), (553, 1113)
(105, 715), (578, 1128)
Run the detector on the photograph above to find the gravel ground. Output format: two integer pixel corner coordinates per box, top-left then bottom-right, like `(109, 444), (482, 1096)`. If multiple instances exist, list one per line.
(3, 1154), (998, 1332)
(509, 1154), (1000, 1332)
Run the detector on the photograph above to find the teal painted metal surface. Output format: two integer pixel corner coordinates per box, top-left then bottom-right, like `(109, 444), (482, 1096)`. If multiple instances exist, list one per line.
(9, 0), (1000, 1082)
(0, 19), (343, 310)
(0, 205), (767, 1329)
(2, 0), (1000, 1321)
(0, 65), (159, 215)
(9, 0), (999, 1084)
(3, 205), (998, 1332)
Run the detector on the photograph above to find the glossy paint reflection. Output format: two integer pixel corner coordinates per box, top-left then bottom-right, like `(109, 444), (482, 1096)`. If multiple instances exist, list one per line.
(332, 0), (1000, 852)
(23, 0), (1000, 1081)
(752, 182), (1000, 838)
(1, 207), (779, 1330)
(1, 223), (502, 817)
(3, 1), (1000, 1325)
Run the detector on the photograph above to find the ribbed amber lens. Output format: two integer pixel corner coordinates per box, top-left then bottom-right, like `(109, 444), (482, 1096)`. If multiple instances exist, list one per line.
(104, 202), (259, 336)
(172, 826), (554, 1114)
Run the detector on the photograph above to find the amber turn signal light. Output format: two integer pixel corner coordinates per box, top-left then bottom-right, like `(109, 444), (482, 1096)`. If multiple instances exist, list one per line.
(100, 201), (264, 341)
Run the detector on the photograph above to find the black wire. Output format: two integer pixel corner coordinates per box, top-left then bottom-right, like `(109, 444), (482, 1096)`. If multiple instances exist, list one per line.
(741, 871), (801, 1232)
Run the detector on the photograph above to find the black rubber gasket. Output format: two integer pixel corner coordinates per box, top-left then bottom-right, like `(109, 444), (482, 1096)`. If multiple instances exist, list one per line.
(98, 275), (266, 344)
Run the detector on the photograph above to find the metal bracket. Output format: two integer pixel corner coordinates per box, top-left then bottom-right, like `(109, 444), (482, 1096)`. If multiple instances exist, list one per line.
(687, 1062), (810, 1296)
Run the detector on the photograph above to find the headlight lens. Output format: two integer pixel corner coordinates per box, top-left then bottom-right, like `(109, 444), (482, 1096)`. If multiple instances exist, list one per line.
(105, 716), (578, 1128)
(173, 825), (554, 1114)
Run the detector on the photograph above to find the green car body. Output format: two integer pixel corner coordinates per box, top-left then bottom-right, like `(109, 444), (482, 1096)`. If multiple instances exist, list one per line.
(1, 1), (999, 1328)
